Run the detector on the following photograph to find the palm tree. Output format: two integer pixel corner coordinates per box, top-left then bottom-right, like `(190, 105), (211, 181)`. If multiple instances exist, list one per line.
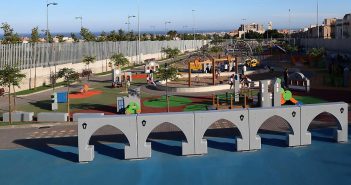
(110, 53), (129, 69)
(82, 56), (96, 80)
(56, 68), (80, 120)
(0, 65), (26, 124)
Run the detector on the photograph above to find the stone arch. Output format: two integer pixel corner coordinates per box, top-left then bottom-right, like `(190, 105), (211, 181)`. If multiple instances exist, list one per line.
(78, 115), (138, 162)
(249, 106), (301, 150)
(194, 109), (250, 154)
(300, 103), (348, 145)
(137, 112), (195, 158)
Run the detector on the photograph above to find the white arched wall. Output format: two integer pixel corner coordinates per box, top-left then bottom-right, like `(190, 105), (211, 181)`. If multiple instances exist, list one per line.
(194, 109), (249, 155)
(136, 112), (195, 158)
(78, 115), (138, 162)
(248, 106), (301, 150)
(300, 102), (348, 145)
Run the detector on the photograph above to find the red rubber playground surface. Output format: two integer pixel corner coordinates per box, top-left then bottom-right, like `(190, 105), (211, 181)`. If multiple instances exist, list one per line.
(68, 90), (103, 99)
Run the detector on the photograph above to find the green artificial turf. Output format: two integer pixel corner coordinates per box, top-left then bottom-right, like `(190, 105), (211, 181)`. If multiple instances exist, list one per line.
(183, 104), (208, 112)
(143, 96), (193, 108)
(294, 95), (328, 104)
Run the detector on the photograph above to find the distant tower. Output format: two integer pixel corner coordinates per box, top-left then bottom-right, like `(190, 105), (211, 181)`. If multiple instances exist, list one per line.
(268, 21), (273, 30)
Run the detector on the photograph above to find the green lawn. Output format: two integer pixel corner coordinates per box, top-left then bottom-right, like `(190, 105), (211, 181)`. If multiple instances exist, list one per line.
(143, 96), (193, 108)
(294, 95), (328, 104)
(15, 79), (146, 115)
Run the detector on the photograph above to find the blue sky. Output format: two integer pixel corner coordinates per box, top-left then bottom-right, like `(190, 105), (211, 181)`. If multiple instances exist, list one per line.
(0, 0), (350, 33)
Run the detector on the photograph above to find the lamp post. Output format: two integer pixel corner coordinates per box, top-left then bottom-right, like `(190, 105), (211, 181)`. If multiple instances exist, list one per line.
(75, 16), (83, 29)
(192, 10), (196, 50)
(289, 9), (291, 44)
(165, 21), (171, 35)
(127, 15), (136, 64)
(137, 0), (141, 64)
(164, 63), (170, 112)
(182, 26), (188, 51)
(46, 1), (58, 92)
(150, 26), (156, 38)
(316, 0), (319, 39)
(242, 19), (246, 39)
(46, 1), (58, 42)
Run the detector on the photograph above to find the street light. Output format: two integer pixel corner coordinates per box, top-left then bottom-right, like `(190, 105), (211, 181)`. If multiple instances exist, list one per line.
(192, 10), (196, 49)
(75, 16), (83, 29)
(46, 1), (58, 92)
(165, 21), (171, 35)
(137, 0), (141, 64)
(242, 19), (246, 39)
(316, 0), (319, 39)
(164, 63), (169, 112)
(150, 25), (156, 37)
(46, 1), (58, 42)
(127, 15), (136, 64)
(127, 15), (136, 33)
(289, 9), (291, 44)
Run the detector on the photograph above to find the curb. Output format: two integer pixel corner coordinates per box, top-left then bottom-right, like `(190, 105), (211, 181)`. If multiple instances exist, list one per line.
(0, 122), (77, 130)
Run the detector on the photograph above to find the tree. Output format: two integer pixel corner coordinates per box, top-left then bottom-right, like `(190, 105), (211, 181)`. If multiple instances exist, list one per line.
(210, 34), (224, 45)
(0, 22), (21, 44)
(167, 30), (178, 40)
(80, 27), (96, 42)
(56, 68), (80, 119)
(71, 33), (79, 42)
(82, 56), (96, 80)
(209, 46), (223, 58)
(161, 47), (181, 60)
(307, 48), (325, 58)
(156, 64), (179, 82)
(110, 53), (130, 69)
(45, 30), (54, 43)
(29, 27), (40, 90)
(263, 29), (285, 39)
(0, 65), (26, 124)
(30, 27), (40, 43)
(56, 35), (65, 43)
(255, 45), (264, 61)
(242, 30), (263, 39)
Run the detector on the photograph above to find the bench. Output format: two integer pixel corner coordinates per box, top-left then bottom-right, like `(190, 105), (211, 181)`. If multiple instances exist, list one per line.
(37, 112), (69, 122)
(2, 112), (34, 122)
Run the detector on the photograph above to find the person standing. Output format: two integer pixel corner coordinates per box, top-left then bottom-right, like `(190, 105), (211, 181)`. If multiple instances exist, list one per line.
(284, 68), (289, 88)
(229, 74), (234, 89)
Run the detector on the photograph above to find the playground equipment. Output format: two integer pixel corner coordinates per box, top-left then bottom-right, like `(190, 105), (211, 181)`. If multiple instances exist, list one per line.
(125, 102), (141, 114)
(51, 92), (68, 111)
(112, 69), (132, 88)
(257, 78), (303, 108)
(144, 60), (159, 74)
(245, 58), (260, 68)
(280, 87), (303, 106)
(78, 102), (348, 162)
(80, 84), (89, 94)
(288, 72), (310, 92)
(116, 88), (141, 114)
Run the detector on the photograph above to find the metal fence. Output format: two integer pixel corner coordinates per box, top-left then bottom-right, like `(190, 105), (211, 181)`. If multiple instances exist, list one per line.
(0, 40), (208, 70)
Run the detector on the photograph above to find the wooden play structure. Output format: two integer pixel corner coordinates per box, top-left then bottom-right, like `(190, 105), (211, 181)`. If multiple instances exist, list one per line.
(144, 60), (160, 74)
(112, 69), (132, 88)
(186, 53), (239, 87)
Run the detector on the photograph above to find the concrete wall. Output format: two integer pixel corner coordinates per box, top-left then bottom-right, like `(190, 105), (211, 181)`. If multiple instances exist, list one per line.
(1, 40), (208, 92)
(78, 102), (348, 162)
(298, 38), (351, 54)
